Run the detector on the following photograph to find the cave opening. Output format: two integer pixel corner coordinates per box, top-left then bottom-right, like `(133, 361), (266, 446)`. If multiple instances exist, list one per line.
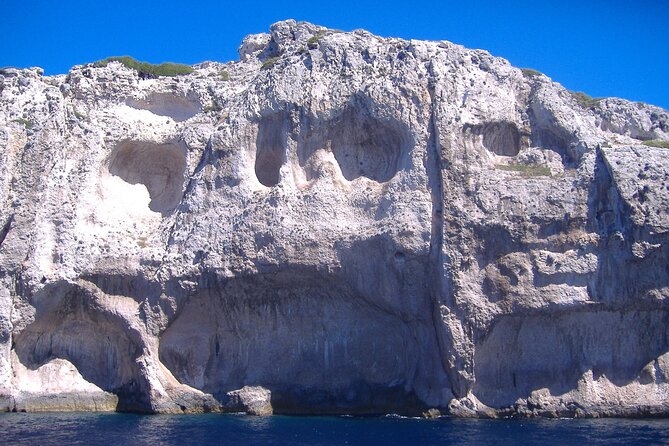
(255, 113), (288, 187)
(158, 273), (433, 414)
(108, 140), (187, 214)
(466, 121), (522, 157)
(329, 109), (404, 182)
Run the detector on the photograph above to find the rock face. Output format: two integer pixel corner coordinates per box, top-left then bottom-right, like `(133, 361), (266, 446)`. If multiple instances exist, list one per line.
(1, 20), (668, 417)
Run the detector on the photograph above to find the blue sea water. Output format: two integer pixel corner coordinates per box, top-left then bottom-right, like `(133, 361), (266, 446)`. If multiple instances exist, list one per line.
(1, 412), (669, 445)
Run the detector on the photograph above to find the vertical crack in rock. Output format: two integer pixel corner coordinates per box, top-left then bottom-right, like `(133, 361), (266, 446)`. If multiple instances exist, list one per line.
(425, 70), (464, 400)
(588, 145), (634, 303)
(163, 137), (217, 252)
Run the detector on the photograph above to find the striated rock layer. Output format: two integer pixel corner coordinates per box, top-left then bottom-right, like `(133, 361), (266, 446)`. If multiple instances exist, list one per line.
(1, 20), (669, 417)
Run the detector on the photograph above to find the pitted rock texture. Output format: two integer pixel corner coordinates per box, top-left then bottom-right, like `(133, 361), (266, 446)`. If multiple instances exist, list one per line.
(1, 20), (668, 417)
(225, 386), (273, 416)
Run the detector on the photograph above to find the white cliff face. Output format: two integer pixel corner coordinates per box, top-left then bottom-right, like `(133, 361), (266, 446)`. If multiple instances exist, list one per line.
(0, 20), (668, 417)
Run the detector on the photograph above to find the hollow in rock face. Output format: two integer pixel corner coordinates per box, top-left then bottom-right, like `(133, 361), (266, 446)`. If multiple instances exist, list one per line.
(468, 121), (522, 156)
(473, 310), (669, 407)
(158, 274), (428, 414)
(108, 140), (187, 213)
(254, 113), (288, 187)
(126, 93), (201, 122)
(329, 110), (403, 182)
(13, 283), (141, 396)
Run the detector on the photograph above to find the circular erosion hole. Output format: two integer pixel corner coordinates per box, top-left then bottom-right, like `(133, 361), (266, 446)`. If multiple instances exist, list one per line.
(109, 140), (187, 213)
(329, 110), (404, 182)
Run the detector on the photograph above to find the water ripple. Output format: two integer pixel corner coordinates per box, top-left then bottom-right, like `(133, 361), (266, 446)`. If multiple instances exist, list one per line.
(2, 413), (669, 446)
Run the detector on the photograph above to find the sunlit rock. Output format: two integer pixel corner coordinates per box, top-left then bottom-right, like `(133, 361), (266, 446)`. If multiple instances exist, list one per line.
(0, 20), (668, 417)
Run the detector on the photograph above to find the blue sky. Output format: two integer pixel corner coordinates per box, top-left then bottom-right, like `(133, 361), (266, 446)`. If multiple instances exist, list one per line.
(2, 0), (668, 109)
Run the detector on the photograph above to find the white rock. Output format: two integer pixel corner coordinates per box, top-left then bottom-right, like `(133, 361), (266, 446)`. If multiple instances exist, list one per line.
(0, 20), (668, 418)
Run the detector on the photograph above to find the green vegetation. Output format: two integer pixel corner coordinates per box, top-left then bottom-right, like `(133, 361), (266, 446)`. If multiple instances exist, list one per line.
(307, 30), (326, 49)
(12, 118), (32, 129)
(569, 91), (603, 109)
(93, 56), (193, 78)
(261, 56), (280, 70)
(496, 163), (552, 177)
(642, 140), (669, 148)
(520, 68), (543, 78)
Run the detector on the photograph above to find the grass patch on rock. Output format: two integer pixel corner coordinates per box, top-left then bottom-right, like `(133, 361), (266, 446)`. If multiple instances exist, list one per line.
(642, 140), (669, 148)
(569, 91), (603, 109)
(520, 68), (543, 78)
(93, 56), (193, 78)
(496, 163), (552, 177)
(12, 118), (33, 129)
(307, 30), (327, 49)
(261, 57), (280, 70)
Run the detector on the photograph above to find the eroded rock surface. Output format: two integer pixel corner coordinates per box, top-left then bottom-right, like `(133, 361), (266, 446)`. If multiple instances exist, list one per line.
(225, 386), (273, 416)
(1, 20), (668, 417)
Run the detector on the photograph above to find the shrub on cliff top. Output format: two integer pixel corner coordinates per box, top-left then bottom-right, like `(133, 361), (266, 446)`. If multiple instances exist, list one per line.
(569, 91), (603, 109)
(307, 31), (326, 49)
(93, 56), (193, 78)
(520, 68), (543, 78)
(643, 140), (669, 148)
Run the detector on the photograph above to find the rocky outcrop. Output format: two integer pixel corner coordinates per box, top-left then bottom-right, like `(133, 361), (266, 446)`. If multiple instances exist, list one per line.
(0, 20), (668, 417)
(225, 386), (273, 416)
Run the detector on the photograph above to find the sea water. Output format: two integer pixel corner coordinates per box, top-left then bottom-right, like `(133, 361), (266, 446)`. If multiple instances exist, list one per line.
(1, 412), (668, 445)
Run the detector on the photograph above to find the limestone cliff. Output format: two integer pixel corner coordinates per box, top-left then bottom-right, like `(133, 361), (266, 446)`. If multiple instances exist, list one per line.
(1, 20), (668, 417)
